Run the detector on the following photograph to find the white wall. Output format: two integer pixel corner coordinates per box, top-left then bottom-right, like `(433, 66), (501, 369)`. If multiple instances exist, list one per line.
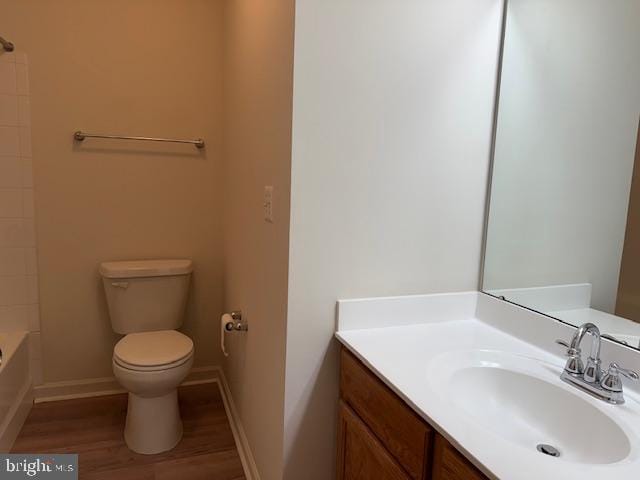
(0, 51), (41, 384)
(484, 0), (640, 312)
(284, 1), (504, 478)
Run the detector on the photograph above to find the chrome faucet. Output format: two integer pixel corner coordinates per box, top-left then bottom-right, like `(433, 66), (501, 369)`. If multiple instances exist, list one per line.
(556, 323), (638, 405)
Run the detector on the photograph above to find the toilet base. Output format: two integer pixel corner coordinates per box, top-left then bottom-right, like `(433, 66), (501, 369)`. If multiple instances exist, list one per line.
(124, 390), (183, 454)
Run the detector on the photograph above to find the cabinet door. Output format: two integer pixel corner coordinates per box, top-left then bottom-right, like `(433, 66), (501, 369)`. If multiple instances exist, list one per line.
(431, 434), (487, 480)
(337, 401), (411, 480)
(341, 349), (432, 479)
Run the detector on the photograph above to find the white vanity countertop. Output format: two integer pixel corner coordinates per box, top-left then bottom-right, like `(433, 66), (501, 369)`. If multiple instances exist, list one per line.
(335, 293), (640, 480)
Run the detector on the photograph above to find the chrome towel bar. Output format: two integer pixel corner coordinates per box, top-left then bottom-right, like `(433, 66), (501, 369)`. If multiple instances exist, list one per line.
(74, 131), (205, 149)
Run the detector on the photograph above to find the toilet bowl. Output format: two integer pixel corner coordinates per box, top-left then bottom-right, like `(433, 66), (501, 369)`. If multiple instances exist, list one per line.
(112, 330), (194, 454)
(100, 259), (194, 455)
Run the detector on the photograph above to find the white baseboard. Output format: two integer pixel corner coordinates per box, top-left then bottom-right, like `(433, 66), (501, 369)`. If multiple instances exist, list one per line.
(182, 365), (220, 386)
(34, 376), (123, 403)
(0, 380), (33, 452)
(34, 365), (221, 403)
(214, 367), (261, 480)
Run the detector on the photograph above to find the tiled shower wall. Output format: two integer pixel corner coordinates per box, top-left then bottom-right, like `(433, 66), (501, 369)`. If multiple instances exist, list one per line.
(0, 51), (42, 385)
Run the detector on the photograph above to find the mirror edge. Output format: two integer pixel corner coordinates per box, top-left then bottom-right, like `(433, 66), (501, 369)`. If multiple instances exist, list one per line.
(478, 0), (509, 291)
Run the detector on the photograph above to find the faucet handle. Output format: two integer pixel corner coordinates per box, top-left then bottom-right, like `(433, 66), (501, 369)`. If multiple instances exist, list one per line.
(555, 339), (584, 374)
(601, 362), (639, 394)
(611, 363), (639, 381)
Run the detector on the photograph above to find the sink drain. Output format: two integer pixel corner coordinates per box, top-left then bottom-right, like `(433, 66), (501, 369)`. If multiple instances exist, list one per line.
(536, 444), (560, 457)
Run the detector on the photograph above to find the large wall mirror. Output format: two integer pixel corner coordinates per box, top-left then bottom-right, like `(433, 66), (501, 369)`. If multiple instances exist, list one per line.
(482, 0), (640, 349)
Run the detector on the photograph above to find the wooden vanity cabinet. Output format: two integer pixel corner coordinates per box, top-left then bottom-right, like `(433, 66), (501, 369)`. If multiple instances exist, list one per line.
(338, 348), (488, 480)
(337, 401), (412, 480)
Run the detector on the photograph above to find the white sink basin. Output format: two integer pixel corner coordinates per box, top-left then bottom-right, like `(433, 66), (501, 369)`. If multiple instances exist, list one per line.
(429, 350), (631, 465)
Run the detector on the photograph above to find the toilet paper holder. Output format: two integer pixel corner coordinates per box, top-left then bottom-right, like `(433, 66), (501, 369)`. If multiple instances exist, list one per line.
(221, 311), (248, 357)
(224, 311), (249, 332)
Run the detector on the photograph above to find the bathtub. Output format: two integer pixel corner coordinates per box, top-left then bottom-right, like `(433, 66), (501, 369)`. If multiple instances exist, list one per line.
(0, 332), (33, 452)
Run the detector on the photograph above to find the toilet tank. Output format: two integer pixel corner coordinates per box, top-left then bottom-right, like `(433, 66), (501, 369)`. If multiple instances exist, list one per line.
(100, 259), (193, 334)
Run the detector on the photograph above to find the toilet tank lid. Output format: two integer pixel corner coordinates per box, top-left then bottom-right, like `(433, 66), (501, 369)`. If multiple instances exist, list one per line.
(99, 259), (193, 279)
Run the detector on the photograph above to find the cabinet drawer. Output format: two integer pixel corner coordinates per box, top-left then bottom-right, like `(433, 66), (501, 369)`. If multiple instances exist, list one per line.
(432, 434), (487, 480)
(337, 401), (411, 480)
(340, 348), (432, 480)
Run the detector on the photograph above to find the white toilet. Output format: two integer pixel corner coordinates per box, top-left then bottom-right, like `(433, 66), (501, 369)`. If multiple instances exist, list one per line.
(100, 259), (194, 455)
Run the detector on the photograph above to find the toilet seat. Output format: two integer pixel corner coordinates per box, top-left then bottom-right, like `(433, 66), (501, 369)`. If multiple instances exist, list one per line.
(114, 330), (194, 372)
(114, 352), (193, 372)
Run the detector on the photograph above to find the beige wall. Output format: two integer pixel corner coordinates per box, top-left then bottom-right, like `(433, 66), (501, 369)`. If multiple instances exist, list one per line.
(220, 1), (295, 479)
(1, 0), (226, 382)
(285, 1), (504, 478)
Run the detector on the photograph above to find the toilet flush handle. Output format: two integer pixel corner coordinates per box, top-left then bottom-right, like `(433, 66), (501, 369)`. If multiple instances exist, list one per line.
(111, 282), (129, 289)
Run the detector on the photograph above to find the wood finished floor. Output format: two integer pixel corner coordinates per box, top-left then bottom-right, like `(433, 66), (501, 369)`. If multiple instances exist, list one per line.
(12, 383), (246, 480)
